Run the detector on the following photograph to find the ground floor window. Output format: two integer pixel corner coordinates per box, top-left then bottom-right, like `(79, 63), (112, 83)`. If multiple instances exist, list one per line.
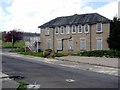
(68, 39), (73, 50)
(46, 39), (51, 49)
(80, 38), (86, 50)
(96, 38), (102, 50)
(57, 39), (62, 50)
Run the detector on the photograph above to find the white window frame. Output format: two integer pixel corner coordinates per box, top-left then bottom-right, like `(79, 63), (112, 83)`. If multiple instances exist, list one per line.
(66, 25), (70, 34)
(45, 27), (49, 35)
(80, 38), (86, 50)
(96, 23), (102, 33)
(68, 39), (73, 50)
(60, 26), (64, 34)
(84, 24), (89, 33)
(55, 27), (59, 34)
(46, 39), (51, 49)
(57, 39), (62, 50)
(72, 25), (76, 34)
(78, 25), (82, 33)
(96, 38), (102, 50)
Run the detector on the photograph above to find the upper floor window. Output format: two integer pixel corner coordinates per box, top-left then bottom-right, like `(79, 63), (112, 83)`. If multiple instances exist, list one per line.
(60, 26), (64, 34)
(45, 27), (49, 35)
(78, 25), (82, 33)
(72, 25), (76, 34)
(55, 27), (59, 34)
(96, 23), (102, 32)
(84, 24), (89, 33)
(66, 25), (70, 34)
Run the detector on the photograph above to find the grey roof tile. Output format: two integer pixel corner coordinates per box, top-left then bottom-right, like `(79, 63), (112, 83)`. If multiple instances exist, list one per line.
(38, 13), (111, 28)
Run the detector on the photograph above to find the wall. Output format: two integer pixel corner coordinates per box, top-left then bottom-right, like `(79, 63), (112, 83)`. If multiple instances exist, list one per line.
(40, 23), (110, 53)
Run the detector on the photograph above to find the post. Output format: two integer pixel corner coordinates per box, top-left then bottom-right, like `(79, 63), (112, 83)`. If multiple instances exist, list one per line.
(52, 28), (55, 55)
(12, 36), (13, 50)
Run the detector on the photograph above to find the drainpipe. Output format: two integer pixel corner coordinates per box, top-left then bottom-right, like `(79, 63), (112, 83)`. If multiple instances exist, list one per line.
(90, 25), (92, 51)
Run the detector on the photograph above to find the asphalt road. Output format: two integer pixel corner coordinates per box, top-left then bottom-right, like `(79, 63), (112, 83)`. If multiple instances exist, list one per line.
(2, 54), (119, 88)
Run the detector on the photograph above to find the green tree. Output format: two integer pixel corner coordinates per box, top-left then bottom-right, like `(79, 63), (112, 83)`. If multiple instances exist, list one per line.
(3, 30), (23, 48)
(107, 17), (120, 50)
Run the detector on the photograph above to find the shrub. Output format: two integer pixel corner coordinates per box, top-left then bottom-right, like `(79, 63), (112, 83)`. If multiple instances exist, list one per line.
(73, 50), (120, 58)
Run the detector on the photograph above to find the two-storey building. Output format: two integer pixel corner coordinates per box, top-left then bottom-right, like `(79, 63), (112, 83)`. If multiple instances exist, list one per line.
(38, 13), (111, 53)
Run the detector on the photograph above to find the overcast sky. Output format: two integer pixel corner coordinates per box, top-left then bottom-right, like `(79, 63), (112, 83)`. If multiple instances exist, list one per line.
(0, 0), (119, 33)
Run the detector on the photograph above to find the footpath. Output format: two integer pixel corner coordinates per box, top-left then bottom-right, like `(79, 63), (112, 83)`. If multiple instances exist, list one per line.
(0, 73), (18, 90)
(55, 56), (119, 68)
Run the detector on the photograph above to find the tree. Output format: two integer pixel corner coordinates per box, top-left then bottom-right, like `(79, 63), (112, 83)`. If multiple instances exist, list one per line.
(107, 17), (120, 50)
(3, 30), (23, 48)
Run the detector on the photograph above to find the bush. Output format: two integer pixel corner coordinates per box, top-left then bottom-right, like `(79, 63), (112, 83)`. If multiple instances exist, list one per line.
(55, 53), (64, 57)
(72, 50), (120, 58)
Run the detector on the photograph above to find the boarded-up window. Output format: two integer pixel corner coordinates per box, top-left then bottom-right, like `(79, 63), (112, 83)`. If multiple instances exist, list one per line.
(80, 38), (86, 50)
(96, 39), (102, 50)
(57, 39), (62, 50)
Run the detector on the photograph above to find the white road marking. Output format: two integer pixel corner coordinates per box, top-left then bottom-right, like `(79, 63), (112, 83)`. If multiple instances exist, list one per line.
(65, 79), (75, 83)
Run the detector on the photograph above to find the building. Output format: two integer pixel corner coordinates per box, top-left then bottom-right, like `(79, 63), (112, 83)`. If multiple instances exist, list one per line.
(38, 13), (111, 53)
(22, 32), (41, 52)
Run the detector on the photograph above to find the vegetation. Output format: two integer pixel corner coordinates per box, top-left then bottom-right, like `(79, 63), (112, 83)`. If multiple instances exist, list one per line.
(2, 41), (25, 48)
(17, 81), (28, 90)
(72, 50), (120, 58)
(19, 52), (44, 57)
(3, 30), (23, 48)
(107, 17), (120, 50)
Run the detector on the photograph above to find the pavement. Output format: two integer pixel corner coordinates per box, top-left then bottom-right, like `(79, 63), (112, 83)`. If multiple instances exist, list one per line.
(0, 73), (18, 90)
(55, 56), (119, 68)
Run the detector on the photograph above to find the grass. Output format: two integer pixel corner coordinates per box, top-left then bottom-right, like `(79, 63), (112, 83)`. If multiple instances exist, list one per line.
(19, 52), (44, 57)
(2, 41), (25, 48)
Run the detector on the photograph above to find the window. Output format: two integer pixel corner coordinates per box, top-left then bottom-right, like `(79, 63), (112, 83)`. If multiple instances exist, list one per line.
(96, 23), (102, 32)
(60, 26), (64, 34)
(72, 25), (76, 33)
(78, 25), (82, 33)
(84, 24), (89, 33)
(45, 28), (49, 35)
(80, 38), (86, 50)
(68, 39), (73, 50)
(55, 27), (59, 34)
(46, 39), (51, 49)
(66, 25), (70, 34)
(96, 38), (102, 50)
(57, 39), (62, 50)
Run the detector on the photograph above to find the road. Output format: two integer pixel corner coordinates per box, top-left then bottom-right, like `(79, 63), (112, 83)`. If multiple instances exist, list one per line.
(2, 54), (119, 88)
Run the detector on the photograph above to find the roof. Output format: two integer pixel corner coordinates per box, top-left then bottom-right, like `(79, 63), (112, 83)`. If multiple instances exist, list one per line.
(22, 32), (40, 37)
(38, 13), (111, 28)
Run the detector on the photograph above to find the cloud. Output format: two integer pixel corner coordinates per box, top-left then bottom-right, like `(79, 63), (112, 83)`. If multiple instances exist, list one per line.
(0, 0), (118, 33)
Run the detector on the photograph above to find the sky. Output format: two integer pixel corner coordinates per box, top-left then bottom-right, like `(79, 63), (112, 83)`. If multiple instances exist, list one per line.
(0, 0), (119, 33)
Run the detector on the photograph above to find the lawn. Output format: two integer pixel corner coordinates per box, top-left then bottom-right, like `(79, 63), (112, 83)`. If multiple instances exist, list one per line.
(2, 41), (25, 48)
